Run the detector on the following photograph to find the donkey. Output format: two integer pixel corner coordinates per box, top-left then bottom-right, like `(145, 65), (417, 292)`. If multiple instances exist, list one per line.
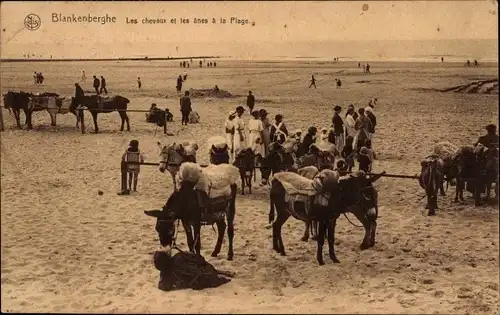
(158, 141), (198, 191)
(269, 170), (382, 265)
(419, 155), (445, 216)
(71, 95), (130, 133)
(210, 145), (230, 165)
(29, 95), (79, 128)
(144, 178), (237, 261)
(260, 142), (298, 185)
(233, 148), (256, 195)
(3, 91), (34, 129)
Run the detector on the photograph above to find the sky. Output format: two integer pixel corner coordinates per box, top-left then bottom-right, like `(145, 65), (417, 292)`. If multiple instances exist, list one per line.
(0, 1), (498, 58)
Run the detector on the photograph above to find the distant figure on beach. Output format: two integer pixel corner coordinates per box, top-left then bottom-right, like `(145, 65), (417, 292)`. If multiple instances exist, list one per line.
(466, 60), (471, 67)
(37, 73), (44, 84)
(100, 76), (108, 94)
(441, 57), (444, 63)
(358, 63), (361, 68)
(366, 64), (371, 74)
(309, 75), (317, 88)
(180, 62), (183, 68)
(183, 73), (188, 81)
(214, 85), (220, 92)
(82, 71), (86, 82)
(362, 64), (366, 73)
(187, 63), (190, 68)
(183, 61), (186, 68)
(247, 91), (255, 112)
(214, 62), (217, 67)
(176, 75), (183, 92)
(335, 78), (342, 89)
(199, 60), (202, 68)
(33, 71), (37, 84)
(93, 75), (100, 94)
(474, 60), (478, 67)
(137, 77), (142, 89)
(180, 91), (192, 125)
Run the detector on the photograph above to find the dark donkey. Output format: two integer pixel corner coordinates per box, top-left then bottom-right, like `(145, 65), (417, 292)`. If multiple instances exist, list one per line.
(3, 91), (35, 129)
(71, 95), (130, 133)
(269, 170), (382, 265)
(233, 148), (256, 195)
(144, 180), (237, 261)
(419, 154), (445, 216)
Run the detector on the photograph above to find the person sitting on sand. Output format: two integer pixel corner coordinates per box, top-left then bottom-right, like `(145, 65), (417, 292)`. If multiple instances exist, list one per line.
(214, 85), (220, 92)
(165, 109), (173, 122)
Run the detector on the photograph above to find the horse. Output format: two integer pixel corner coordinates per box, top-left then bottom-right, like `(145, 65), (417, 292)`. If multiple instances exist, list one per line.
(260, 141), (298, 185)
(207, 135), (230, 165)
(452, 144), (498, 206)
(269, 170), (382, 265)
(3, 91), (34, 129)
(28, 94), (79, 128)
(71, 95), (130, 133)
(419, 154), (445, 216)
(233, 148), (256, 195)
(158, 141), (198, 191)
(144, 163), (238, 261)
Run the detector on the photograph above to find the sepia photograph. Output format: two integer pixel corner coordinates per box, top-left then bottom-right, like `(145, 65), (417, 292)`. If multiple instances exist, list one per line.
(0, 1), (498, 313)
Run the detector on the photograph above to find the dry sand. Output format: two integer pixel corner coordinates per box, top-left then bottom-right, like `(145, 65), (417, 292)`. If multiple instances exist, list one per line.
(1, 60), (499, 314)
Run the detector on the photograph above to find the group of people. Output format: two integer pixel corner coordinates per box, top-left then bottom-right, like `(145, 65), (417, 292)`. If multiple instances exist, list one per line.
(179, 60), (217, 68)
(223, 96), (378, 176)
(358, 63), (371, 73)
(33, 71), (44, 84)
(176, 74), (188, 92)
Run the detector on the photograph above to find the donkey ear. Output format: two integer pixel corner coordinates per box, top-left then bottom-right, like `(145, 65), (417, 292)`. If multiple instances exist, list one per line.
(144, 210), (164, 218)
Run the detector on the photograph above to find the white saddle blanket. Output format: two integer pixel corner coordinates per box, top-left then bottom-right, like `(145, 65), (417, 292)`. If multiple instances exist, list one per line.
(274, 172), (318, 196)
(178, 163), (239, 198)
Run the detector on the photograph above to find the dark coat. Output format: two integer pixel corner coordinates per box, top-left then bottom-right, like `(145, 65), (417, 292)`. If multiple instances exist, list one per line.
(180, 96), (192, 112)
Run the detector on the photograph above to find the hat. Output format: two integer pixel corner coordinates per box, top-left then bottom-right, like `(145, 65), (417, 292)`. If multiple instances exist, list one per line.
(334, 105), (342, 112)
(259, 109), (268, 116)
(251, 110), (260, 117)
(365, 106), (373, 113)
(348, 104), (354, 108)
(275, 114), (283, 120)
(235, 106), (245, 112)
(486, 124), (497, 131)
(228, 110), (236, 117)
(359, 147), (369, 155)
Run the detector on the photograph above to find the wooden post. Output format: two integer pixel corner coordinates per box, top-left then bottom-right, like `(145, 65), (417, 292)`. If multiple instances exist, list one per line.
(163, 108), (168, 135)
(79, 108), (86, 134)
(0, 106), (4, 132)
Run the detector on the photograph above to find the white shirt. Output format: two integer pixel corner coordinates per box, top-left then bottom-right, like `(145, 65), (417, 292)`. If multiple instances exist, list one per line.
(248, 118), (263, 133)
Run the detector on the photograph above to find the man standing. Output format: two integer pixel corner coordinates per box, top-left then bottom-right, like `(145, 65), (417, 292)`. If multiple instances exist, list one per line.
(332, 105), (345, 152)
(82, 71), (86, 82)
(180, 91), (192, 125)
(93, 75), (100, 94)
(309, 75), (317, 88)
(365, 106), (377, 143)
(176, 75), (183, 92)
(476, 124), (499, 149)
(246, 91), (255, 112)
(137, 77), (142, 89)
(100, 76), (108, 94)
(354, 108), (373, 150)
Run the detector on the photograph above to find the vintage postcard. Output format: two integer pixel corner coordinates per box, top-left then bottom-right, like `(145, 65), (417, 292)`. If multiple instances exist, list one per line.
(0, 1), (498, 313)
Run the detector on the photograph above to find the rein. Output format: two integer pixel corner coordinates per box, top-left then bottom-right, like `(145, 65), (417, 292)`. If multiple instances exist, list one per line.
(343, 213), (364, 228)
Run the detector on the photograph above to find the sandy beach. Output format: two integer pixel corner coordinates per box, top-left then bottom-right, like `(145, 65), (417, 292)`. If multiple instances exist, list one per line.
(1, 60), (498, 313)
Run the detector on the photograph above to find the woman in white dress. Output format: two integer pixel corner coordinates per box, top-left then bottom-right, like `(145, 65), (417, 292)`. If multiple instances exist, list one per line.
(247, 110), (265, 164)
(233, 106), (246, 154)
(224, 111), (236, 155)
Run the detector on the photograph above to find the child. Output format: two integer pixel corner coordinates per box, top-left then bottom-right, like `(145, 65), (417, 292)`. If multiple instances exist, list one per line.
(341, 135), (355, 171)
(357, 147), (372, 173)
(336, 159), (348, 176)
(364, 139), (375, 161)
(122, 140), (145, 192)
(165, 109), (173, 122)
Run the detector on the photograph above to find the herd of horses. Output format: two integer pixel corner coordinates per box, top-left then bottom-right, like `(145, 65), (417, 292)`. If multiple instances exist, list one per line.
(2, 91), (130, 133)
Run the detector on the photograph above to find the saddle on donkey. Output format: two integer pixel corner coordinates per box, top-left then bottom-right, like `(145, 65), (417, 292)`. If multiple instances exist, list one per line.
(273, 168), (340, 221)
(207, 136), (230, 164)
(176, 163), (239, 224)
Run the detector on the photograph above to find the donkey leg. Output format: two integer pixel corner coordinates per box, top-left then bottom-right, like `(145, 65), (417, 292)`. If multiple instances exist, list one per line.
(301, 221), (310, 242)
(126, 114), (131, 131)
(91, 111), (99, 133)
(182, 221), (195, 252)
(211, 219), (226, 257)
(193, 223), (201, 255)
(311, 221), (318, 241)
(316, 221), (326, 265)
(247, 176), (252, 194)
(24, 109), (33, 130)
(13, 110), (21, 129)
(274, 212), (290, 256)
(240, 173), (246, 195)
(328, 216), (341, 263)
(49, 111), (56, 127)
(352, 211), (372, 250)
(120, 114), (125, 131)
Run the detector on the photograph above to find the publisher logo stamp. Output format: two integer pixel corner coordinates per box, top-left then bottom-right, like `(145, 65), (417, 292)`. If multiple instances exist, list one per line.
(24, 13), (41, 31)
